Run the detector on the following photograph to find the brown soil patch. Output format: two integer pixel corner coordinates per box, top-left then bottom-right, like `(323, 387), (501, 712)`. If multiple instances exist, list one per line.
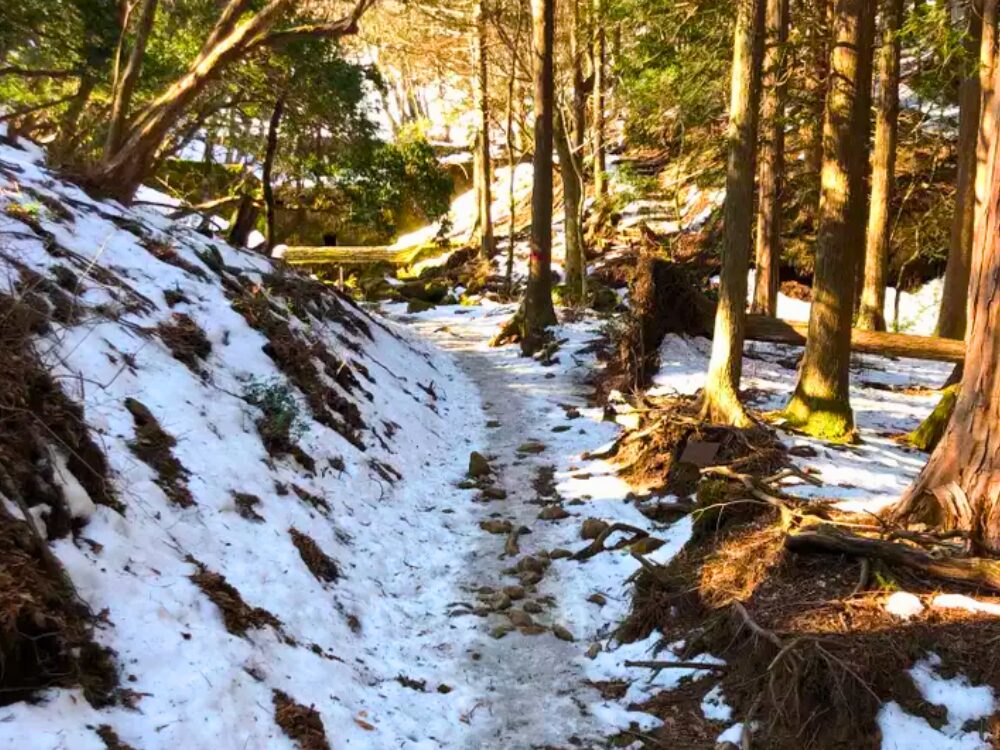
(188, 558), (281, 637)
(156, 312), (211, 374)
(0, 519), (118, 706)
(233, 492), (264, 522)
(292, 484), (330, 513)
(124, 398), (194, 508)
(621, 496), (1000, 749)
(229, 280), (365, 450)
(95, 725), (136, 750)
(142, 239), (209, 279)
(0, 294), (119, 534)
(290, 528), (340, 583)
(273, 689), (330, 750)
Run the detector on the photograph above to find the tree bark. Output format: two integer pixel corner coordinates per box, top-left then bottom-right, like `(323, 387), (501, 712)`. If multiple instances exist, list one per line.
(783, 0), (875, 441)
(556, 111), (585, 303)
(891, 34), (1000, 553)
(974, 0), (998, 258)
(751, 0), (789, 317)
(472, 0), (494, 259)
(937, 1), (984, 340)
(858, 0), (903, 331)
(263, 95), (286, 252)
(700, 0), (765, 426)
(105, 0), (159, 158)
(591, 0), (607, 201)
(802, 0), (831, 179)
(504, 0), (525, 294)
(520, 0), (558, 347)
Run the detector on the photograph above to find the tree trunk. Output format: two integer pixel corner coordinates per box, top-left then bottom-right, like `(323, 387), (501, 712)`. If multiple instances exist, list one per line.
(783, 0), (875, 441)
(591, 0), (607, 201)
(556, 111), (586, 303)
(700, 0), (765, 426)
(228, 192), (259, 248)
(472, 0), (494, 259)
(890, 52), (1000, 553)
(974, 0), (998, 251)
(571, 0), (587, 155)
(751, 0), (789, 317)
(263, 95), (285, 252)
(520, 0), (558, 347)
(504, 0), (525, 294)
(937, 1), (984, 340)
(53, 74), (97, 160)
(91, 0), (370, 201)
(802, 0), (831, 179)
(858, 0), (902, 331)
(105, 0), (159, 158)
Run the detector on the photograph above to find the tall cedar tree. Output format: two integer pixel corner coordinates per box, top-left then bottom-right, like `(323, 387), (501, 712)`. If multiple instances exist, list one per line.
(937, 1), (984, 339)
(591, 0), (607, 200)
(560, 0), (588, 302)
(857, 0), (904, 331)
(783, 0), (874, 440)
(473, 0), (494, 259)
(975, 0), (999, 235)
(890, 43), (1000, 553)
(751, 0), (789, 317)
(700, 0), (765, 426)
(519, 0), (558, 347)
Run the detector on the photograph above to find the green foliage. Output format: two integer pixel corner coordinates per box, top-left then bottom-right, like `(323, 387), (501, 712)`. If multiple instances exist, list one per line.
(609, 0), (732, 146)
(242, 377), (309, 445)
(900, 2), (976, 107)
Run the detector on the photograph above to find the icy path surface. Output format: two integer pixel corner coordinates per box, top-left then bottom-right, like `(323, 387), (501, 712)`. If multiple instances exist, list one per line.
(387, 301), (692, 749)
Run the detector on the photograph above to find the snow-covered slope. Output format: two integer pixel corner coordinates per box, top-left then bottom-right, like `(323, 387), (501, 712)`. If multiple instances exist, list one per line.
(0, 133), (484, 749)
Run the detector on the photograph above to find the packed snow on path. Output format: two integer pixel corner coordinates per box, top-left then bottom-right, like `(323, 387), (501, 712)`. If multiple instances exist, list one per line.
(384, 299), (710, 746)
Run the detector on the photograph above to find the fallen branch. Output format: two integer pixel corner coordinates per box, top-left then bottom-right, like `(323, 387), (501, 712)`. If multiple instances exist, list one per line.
(575, 522), (649, 560)
(625, 659), (725, 672)
(786, 525), (1000, 591)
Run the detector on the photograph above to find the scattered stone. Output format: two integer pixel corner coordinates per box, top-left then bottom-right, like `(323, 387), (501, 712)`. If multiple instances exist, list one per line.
(587, 593), (607, 606)
(585, 643), (602, 659)
(457, 479), (478, 490)
(491, 624), (514, 639)
(552, 625), (575, 642)
(551, 425), (571, 433)
(437, 684), (453, 694)
(507, 609), (535, 627)
(538, 505), (570, 521)
(481, 487), (508, 500)
(519, 570), (543, 586)
(520, 625), (547, 636)
(549, 548), (573, 559)
(516, 441), (546, 454)
(565, 408), (581, 419)
(581, 518), (609, 540)
(480, 519), (513, 534)
(503, 585), (526, 600)
(486, 420), (501, 428)
(468, 451), (492, 478)
(515, 556), (548, 573)
(630, 537), (666, 555)
(522, 600), (543, 614)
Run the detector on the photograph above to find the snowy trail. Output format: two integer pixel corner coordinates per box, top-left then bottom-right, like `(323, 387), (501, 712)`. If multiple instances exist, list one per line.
(435, 318), (605, 748)
(391, 302), (682, 749)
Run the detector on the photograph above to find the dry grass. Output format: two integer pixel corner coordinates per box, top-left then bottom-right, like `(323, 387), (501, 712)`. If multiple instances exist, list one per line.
(124, 398), (194, 508)
(187, 558), (281, 637)
(272, 689), (330, 750)
(155, 312), (211, 374)
(290, 528), (340, 583)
